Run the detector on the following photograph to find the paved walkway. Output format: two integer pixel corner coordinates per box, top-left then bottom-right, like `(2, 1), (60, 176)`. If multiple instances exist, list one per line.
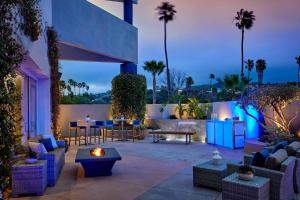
(13, 138), (244, 200)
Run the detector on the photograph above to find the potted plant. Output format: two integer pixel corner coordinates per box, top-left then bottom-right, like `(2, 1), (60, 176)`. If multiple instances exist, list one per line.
(238, 165), (255, 181)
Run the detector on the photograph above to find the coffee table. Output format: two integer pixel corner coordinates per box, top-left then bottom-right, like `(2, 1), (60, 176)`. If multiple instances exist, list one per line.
(222, 173), (270, 200)
(75, 148), (121, 177)
(193, 159), (242, 191)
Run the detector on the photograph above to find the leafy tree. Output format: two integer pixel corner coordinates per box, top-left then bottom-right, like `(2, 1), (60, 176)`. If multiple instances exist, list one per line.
(296, 56), (300, 87)
(234, 9), (256, 78)
(244, 59), (254, 80)
(185, 76), (194, 95)
(143, 60), (165, 104)
(239, 86), (300, 141)
(156, 1), (177, 98)
(256, 59), (266, 85)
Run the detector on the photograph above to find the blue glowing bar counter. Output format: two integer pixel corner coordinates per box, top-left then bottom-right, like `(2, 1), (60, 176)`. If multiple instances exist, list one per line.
(206, 120), (246, 149)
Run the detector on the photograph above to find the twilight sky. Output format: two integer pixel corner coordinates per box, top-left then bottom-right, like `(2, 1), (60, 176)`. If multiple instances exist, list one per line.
(60, 0), (300, 93)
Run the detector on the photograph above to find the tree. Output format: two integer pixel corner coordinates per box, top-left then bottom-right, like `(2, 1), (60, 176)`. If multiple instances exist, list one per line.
(244, 59), (254, 80)
(239, 86), (300, 141)
(256, 59), (266, 85)
(209, 73), (215, 91)
(143, 60), (165, 104)
(234, 9), (256, 78)
(59, 80), (66, 97)
(296, 56), (300, 87)
(161, 68), (186, 94)
(217, 74), (249, 100)
(156, 2), (177, 98)
(185, 76), (194, 95)
(68, 79), (77, 95)
(86, 85), (90, 93)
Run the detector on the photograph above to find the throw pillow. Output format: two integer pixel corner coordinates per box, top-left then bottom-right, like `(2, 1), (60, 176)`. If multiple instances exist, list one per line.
(251, 149), (270, 167)
(42, 134), (58, 148)
(271, 141), (288, 153)
(286, 141), (300, 156)
(28, 142), (48, 155)
(39, 138), (54, 152)
(265, 149), (288, 170)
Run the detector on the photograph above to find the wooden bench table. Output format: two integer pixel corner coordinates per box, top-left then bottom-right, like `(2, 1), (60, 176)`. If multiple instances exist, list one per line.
(149, 130), (195, 144)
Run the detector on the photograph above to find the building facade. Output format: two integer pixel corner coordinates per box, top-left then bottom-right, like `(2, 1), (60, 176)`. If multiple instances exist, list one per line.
(18, 0), (138, 142)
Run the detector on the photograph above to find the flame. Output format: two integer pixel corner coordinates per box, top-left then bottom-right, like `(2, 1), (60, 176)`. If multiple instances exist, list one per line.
(90, 147), (105, 157)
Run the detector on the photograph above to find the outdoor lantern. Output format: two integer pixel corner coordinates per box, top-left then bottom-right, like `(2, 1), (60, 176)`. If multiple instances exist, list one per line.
(90, 147), (105, 157)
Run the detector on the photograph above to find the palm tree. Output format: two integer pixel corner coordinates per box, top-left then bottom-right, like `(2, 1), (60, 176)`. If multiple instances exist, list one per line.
(68, 79), (77, 95)
(143, 60), (165, 104)
(59, 80), (66, 97)
(86, 85), (90, 93)
(234, 9), (256, 78)
(296, 56), (300, 87)
(156, 2), (177, 98)
(66, 85), (72, 96)
(185, 76), (194, 95)
(256, 59), (266, 85)
(244, 59), (254, 80)
(209, 73), (215, 91)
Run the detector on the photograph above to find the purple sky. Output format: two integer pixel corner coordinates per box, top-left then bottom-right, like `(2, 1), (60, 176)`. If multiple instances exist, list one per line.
(61, 0), (300, 93)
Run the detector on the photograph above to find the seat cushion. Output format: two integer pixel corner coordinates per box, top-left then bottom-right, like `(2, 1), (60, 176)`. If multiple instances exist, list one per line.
(28, 142), (48, 155)
(39, 138), (54, 152)
(251, 149), (270, 167)
(286, 141), (300, 156)
(271, 141), (288, 153)
(265, 149), (288, 170)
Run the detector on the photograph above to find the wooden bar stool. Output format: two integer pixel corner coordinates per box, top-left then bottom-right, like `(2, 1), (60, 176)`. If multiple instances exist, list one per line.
(90, 121), (105, 144)
(105, 120), (119, 142)
(68, 121), (78, 146)
(77, 121), (87, 146)
(130, 120), (141, 142)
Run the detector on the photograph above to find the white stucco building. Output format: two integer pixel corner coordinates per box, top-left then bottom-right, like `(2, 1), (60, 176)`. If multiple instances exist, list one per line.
(17, 0), (138, 142)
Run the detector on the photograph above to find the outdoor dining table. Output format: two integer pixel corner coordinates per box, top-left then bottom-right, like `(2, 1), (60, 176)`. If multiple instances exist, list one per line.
(114, 118), (130, 141)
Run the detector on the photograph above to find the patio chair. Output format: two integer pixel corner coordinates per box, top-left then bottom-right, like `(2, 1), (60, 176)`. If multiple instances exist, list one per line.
(89, 121), (105, 143)
(227, 153), (296, 200)
(68, 121), (78, 146)
(105, 120), (119, 141)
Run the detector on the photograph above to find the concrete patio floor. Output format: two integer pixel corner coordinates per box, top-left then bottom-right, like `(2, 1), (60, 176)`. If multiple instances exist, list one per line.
(13, 138), (244, 200)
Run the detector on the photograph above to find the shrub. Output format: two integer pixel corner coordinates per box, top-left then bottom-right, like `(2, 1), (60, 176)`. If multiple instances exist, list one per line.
(111, 74), (147, 120)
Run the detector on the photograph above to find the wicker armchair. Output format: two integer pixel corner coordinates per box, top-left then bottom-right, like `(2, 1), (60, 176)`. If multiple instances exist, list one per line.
(227, 155), (296, 200)
(37, 141), (65, 187)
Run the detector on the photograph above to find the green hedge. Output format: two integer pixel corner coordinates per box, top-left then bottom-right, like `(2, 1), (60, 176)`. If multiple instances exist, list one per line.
(111, 74), (147, 120)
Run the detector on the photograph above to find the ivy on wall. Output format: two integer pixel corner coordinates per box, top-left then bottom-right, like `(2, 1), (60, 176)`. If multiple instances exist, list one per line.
(0, 0), (41, 195)
(111, 74), (147, 120)
(47, 27), (61, 139)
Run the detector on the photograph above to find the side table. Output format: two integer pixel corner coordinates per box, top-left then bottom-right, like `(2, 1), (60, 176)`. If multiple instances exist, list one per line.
(193, 159), (241, 191)
(222, 173), (270, 200)
(12, 160), (47, 197)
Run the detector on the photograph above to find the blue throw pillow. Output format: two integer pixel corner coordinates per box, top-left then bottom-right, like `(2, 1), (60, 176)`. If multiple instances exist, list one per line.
(251, 149), (270, 167)
(271, 141), (288, 153)
(39, 138), (54, 152)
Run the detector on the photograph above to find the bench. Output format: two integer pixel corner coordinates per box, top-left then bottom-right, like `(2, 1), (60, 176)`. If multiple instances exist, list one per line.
(149, 130), (195, 144)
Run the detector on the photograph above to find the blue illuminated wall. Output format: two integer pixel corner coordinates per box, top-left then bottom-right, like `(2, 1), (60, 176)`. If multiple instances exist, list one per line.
(234, 105), (260, 139)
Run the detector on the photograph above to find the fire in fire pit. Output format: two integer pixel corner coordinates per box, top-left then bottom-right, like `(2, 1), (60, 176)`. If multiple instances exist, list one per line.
(90, 147), (105, 157)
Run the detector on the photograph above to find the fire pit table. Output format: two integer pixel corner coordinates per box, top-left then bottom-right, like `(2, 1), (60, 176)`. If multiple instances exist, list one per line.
(75, 148), (121, 177)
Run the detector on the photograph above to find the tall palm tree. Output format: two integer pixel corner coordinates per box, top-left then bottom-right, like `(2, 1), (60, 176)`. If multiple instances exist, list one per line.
(244, 59), (254, 80)
(68, 79), (77, 95)
(59, 80), (66, 97)
(143, 60), (165, 104)
(209, 73), (215, 91)
(156, 2), (177, 98)
(234, 9), (256, 78)
(86, 85), (90, 93)
(296, 56), (300, 87)
(256, 59), (266, 85)
(185, 76), (194, 95)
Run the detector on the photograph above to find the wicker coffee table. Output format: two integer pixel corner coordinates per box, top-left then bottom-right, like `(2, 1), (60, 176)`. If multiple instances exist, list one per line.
(222, 173), (270, 200)
(12, 160), (47, 197)
(193, 159), (241, 191)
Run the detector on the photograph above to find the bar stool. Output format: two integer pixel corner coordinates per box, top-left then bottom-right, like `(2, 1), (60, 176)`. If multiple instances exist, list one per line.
(77, 121), (87, 146)
(105, 120), (119, 142)
(90, 121), (105, 144)
(130, 120), (141, 142)
(68, 121), (78, 146)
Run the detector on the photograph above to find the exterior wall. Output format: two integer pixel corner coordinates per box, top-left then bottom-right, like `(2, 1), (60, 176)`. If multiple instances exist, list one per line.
(52, 0), (138, 63)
